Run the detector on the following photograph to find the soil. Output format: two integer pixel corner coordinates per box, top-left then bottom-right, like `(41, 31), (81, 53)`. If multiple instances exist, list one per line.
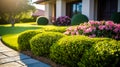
(22, 51), (67, 67)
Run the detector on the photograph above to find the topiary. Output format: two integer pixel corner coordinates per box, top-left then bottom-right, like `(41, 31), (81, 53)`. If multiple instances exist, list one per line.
(30, 32), (65, 56)
(71, 13), (88, 25)
(78, 40), (120, 67)
(36, 17), (49, 25)
(18, 30), (44, 51)
(50, 35), (94, 67)
(110, 12), (120, 23)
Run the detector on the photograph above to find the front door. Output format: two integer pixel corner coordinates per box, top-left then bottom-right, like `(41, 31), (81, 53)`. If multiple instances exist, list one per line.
(97, 0), (118, 20)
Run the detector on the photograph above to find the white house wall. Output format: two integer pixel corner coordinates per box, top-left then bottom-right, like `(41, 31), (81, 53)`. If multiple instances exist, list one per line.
(82, 0), (95, 20)
(45, 2), (52, 23)
(118, 0), (120, 12)
(56, 0), (66, 18)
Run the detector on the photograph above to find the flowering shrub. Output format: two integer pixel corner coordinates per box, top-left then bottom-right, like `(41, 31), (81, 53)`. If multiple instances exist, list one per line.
(64, 20), (120, 40)
(55, 16), (71, 26)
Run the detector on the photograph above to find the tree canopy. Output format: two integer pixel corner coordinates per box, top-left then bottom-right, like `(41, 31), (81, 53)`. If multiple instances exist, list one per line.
(0, 0), (35, 26)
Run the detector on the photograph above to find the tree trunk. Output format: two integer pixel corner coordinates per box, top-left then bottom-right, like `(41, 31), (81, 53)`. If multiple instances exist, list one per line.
(9, 14), (15, 27)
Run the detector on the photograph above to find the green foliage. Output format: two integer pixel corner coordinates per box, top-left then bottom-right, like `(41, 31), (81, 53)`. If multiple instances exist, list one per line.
(0, 0), (35, 26)
(90, 37), (112, 43)
(37, 17), (48, 25)
(2, 34), (19, 50)
(110, 12), (120, 23)
(18, 30), (43, 51)
(42, 26), (67, 33)
(78, 40), (120, 67)
(30, 32), (65, 56)
(71, 13), (88, 25)
(50, 35), (94, 67)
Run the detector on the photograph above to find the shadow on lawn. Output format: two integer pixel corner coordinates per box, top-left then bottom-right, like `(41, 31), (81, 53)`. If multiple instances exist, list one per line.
(0, 26), (42, 36)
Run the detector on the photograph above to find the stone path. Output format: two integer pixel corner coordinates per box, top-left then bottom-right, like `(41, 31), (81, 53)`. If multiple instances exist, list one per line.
(0, 37), (51, 67)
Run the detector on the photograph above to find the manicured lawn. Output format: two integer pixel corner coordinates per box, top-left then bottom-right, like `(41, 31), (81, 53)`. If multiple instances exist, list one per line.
(2, 34), (19, 50)
(0, 22), (68, 50)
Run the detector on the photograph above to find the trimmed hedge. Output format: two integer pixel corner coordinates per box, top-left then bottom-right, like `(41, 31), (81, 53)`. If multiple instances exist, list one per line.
(43, 27), (67, 33)
(78, 40), (120, 67)
(90, 37), (112, 43)
(18, 30), (44, 51)
(71, 14), (88, 25)
(50, 35), (94, 67)
(30, 32), (65, 56)
(36, 17), (49, 25)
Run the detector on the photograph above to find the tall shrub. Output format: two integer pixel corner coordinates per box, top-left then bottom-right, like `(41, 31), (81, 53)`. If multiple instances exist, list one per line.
(110, 12), (120, 23)
(71, 13), (88, 25)
(36, 17), (48, 25)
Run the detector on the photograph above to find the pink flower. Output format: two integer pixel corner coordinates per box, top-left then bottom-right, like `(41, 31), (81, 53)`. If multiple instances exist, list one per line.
(88, 20), (96, 25)
(98, 25), (106, 30)
(71, 32), (75, 35)
(74, 28), (78, 32)
(115, 35), (119, 39)
(105, 21), (114, 26)
(78, 26), (87, 30)
(90, 26), (96, 30)
(114, 28), (120, 33)
(64, 31), (70, 35)
(105, 26), (109, 30)
(84, 28), (93, 33)
(76, 31), (79, 35)
(89, 34), (96, 38)
(67, 27), (73, 31)
(96, 21), (102, 25)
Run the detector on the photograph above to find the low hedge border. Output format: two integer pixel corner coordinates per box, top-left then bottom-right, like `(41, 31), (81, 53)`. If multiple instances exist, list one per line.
(30, 32), (66, 56)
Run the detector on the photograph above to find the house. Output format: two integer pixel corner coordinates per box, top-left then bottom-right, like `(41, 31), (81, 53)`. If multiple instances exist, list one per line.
(32, 9), (45, 17)
(35, 0), (120, 22)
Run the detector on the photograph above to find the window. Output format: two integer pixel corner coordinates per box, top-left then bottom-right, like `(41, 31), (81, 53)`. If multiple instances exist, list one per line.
(73, 2), (82, 14)
(66, 1), (82, 18)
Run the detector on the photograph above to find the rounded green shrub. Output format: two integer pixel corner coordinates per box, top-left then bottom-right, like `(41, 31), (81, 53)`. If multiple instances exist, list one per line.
(50, 35), (94, 67)
(18, 30), (43, 51)
(30, 32), (65, 56)
(78, 40), (120, 67)
(71, 14), (88, 25)
(36, 17), (49, 25)
(110, 12), (120, 23)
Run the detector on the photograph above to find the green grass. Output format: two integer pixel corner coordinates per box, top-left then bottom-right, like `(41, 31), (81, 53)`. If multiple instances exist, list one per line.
(2, 34), (19, 50)
(0, 22), (68, 50)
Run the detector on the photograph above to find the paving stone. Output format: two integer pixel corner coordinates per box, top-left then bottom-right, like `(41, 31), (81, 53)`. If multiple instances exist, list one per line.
(0, 47), (14, 52)
(0, 38), (51, 67)
(0, 62), (22, 67)
(21, 59), (40, 65)
(16, 61), (27, 66)
(3, 51), (20, 57)
(0, 53), (7, 59)
(28, 62), (51, 67)
(0, 56), (20, 64)
(19, 53), (31, 60)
